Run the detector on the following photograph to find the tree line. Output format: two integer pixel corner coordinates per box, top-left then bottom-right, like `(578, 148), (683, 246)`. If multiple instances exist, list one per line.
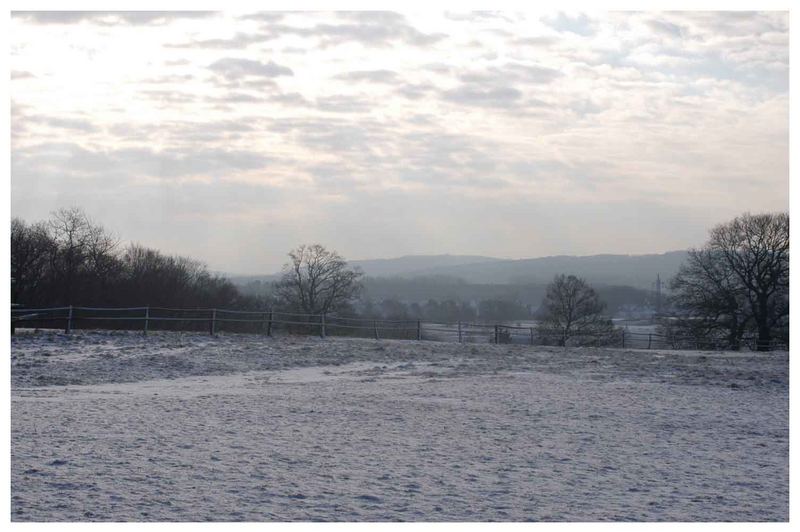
(11, 208), (256, 309)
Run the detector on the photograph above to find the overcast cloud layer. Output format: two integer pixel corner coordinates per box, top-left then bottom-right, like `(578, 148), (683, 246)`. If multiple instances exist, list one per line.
(10, 11), (789, 274)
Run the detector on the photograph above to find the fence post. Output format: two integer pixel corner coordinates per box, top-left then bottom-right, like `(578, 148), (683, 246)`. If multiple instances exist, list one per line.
(530, 327), (534, 346)
(374, 320), (379, 340)
(210, 308), (216, 336)
(65, 305), (73, 334)
(321, 314), (326, 338)
(417, 320), (421, 341)
(647, 333), (652, 350)
(494, 324), (499, 344)
(267, 310), (273, 337)
(144, 306), (149, 336)
(458, 321), (462, 343)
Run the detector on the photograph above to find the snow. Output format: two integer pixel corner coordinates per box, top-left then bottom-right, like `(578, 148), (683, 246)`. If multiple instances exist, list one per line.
(11, 329), (789, 521)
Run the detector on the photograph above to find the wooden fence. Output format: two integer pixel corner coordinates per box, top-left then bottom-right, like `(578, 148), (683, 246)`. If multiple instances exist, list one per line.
(9, 305), (786, 351)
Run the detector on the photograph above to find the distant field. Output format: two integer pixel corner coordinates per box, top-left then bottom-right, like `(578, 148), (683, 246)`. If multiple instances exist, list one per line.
(11, 331), (789, 521)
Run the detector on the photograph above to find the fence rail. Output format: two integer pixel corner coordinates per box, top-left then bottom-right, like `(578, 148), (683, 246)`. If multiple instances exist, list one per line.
(10, 305), (787, 351)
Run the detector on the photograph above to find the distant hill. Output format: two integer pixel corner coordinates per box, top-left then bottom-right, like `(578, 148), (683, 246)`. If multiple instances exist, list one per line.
(230, 251), (689, 297)
(351, 251), (688, 289)
(348, 254), (503, 278)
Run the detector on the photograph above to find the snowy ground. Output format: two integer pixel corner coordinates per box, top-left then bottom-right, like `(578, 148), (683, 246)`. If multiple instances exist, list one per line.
(11, 329), (789, 521)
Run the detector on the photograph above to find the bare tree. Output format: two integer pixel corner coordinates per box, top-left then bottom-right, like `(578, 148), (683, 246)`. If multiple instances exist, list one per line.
(671, 212), (788, 351)
(47, 207), (121, 304)
(273, 244), (363, 315)
(537, 274), (615, 346)
(11, 218), (56, 305)
(669, 248), (750, 350)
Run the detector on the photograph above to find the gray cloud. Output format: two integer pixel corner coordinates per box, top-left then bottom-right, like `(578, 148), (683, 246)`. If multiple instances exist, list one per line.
(167, 32), (269, 49)
(542, 12), (597, 37)
(270, 92), (312, 107)
(684, 11), (787, 37)
(459, 62), (562, 85)
(207, 92), (264, 104)
(443, 12), (517, 23)
(12, 11), (215, 25)
(13, 142), (273, 180)
(208, 58), (293, 82)
(334, 70), (399, 84)
(292, 121), (387, 155)
(275, 12), (445, 48)
(644, 18), (687, 38)
(442, 85), (523, 108)
(39, 116), (98, 132)
(238, 12), (287, 23)
(314, 95), (374, 114)
(165, 12), (446, 50)
(439, 62), (562, 109)
(512, 36), (559, 47)
(279, 115), (510, 190)
(142, 74), (196, 84)
(396, 82), (437, 100)
(11, 70), (35, 80)
(311, 21), (444, 48)
(12, 110), (98, 134)
(106, 120), (257, 144)
(140, 90), (200, 105)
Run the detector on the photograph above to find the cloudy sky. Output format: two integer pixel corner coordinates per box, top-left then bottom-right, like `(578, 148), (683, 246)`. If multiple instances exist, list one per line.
(10, 10), (789, 274)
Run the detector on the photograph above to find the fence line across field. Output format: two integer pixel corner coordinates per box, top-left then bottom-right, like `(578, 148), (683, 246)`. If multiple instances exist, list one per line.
(10, 305), (786, 351)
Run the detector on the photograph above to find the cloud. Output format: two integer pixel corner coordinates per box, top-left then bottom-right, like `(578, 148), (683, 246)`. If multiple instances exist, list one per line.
(13, 142), (274, 181)
(11, 70), (35, 80)
(334, 70), (399, 84)
(141, 74), (196, 84)
(166, 32), (269, 49)
(12, 11), (215, 25)
(287, 120), (388, 155)
(167, 12), (446, 50)
(443, 12), (516, 23)
(37, 116), (98, 132)
(105, 120), (257, 144)
(207, 92), (264, 105)
(442, 85), (523, 108)
(438, 62), (561, 110)
(208, 58), (293, 81)
(314, 95), (374, 114)
(12, 109), (99, 135)
(276, 12), (445, 48)
(270, 92), (313, 107)
(460, 63), (562, 85)
(396, 82), (437, 100)
(644, 18), (687, 38)
(512, 36), (559, 47)
(140, 90), (200, 105)
(542, 12), (597, 37)
(238, 12), (286, 23)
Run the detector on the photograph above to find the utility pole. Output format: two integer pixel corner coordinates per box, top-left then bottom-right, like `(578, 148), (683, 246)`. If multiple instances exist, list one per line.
(655, 273), (662, 317)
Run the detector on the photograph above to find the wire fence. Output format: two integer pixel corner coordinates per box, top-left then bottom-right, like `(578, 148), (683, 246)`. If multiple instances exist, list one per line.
(10, 305), (787, 351)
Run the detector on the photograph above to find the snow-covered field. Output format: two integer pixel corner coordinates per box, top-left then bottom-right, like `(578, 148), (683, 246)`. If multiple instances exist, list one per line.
(11, 329), (789, 521)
